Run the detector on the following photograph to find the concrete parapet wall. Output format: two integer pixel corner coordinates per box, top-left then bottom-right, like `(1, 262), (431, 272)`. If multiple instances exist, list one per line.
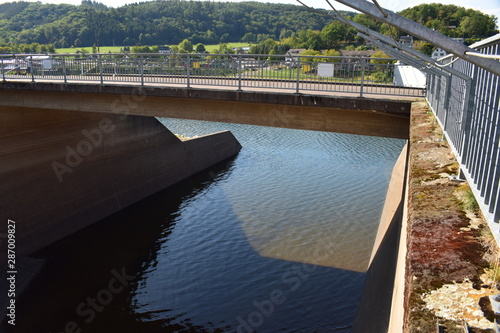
(352, 142), (409, 333)
(0, 106), (241, 262)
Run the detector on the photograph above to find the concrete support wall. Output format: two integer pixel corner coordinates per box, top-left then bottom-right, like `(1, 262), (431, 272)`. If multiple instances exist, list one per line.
(352, 142), (408, 333)
(0, 106), (241, 262)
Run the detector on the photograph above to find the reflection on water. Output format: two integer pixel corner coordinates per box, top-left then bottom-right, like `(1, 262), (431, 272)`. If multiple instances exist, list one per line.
(7, 119), (405, 333)
(160, 119), (405, 273)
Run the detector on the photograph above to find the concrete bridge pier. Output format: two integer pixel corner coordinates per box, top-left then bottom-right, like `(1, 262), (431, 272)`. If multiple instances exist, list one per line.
(0, 106), (241, 261)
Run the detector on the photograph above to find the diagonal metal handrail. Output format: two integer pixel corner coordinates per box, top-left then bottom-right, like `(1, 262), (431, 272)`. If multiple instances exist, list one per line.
(331, 0), (500, 76)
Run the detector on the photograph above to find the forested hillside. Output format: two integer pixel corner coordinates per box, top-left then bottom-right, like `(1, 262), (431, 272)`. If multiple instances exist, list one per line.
(0, 0), (333, 47)
(0, 0), (497, 52)
(399, 3), (498, 39)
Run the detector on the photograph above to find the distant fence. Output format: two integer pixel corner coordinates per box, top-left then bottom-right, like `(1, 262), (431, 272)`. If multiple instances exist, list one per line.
(0, 53), (423, 98)
(426, 35), (500, 233)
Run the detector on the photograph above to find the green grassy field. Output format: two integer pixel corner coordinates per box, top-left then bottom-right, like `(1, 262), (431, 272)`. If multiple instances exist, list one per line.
(56, 43), (253, 54)
(56, 46), (124, 53)
(204, 42), (252, 52)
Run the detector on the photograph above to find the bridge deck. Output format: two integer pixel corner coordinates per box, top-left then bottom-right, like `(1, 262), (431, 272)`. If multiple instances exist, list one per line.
(1, 75), (423, 102)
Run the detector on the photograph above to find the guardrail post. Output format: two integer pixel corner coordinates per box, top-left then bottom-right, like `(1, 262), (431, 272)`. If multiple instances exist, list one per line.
(1, 58), (5, 82)
(237, 54), (242, 91)
(29, 55), (34, 83)
(62, 56), (67, 84)
(98, 55), (103, 84)
(186, 54), (190, 89)
(441, 74), (453, 134)
(295, 56), (301, 94)
(459, 67), (478, 167)
(140, 56), (144, 86)
(360, 56), (365, 98)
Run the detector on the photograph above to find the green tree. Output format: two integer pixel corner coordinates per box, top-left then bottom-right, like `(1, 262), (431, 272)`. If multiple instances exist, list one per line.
(370, 51), (393, 64)
(281, 36), (302, 49)
(250, 38), (288, 55)
(241, 32), (256, 43)
(178, 39), (193, 53)
(399, 4), (498, 38)
(459, 12), (497, 38)
(195, 43), (206, 53)
(213, 43), (234, 54)
(85, 9), (108, 51)
(315, 49), (341, 63)
(279, 29), (293, 40)
(413, 40), (434, 56)
(131, 45), (152, 53)
(321, 22), (349, 49)
(370, 51), (394, 82)
(300, 50), (323, 64)
(74, 38), (82, 47)
(352, 14), (381, 31)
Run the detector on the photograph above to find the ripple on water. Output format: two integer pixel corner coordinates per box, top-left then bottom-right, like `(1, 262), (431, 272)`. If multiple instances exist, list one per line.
(128, 118), (407, 331)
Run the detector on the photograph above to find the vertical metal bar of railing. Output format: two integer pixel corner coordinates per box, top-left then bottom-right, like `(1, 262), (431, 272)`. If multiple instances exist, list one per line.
(439, 75), (446, 117)
(442, 74), (452, 133)
(0, 52), (432, 96)
(480, 72), (499, 205)
(29, 55), (34, 83)
(140, 56), (144, 86)
(429, 36), (500, 227)
(1, 58), (5, 82)
(237, 54), (242, 91)
(186, 54), (190, 89)
(98, 55), (103, 84)
(360, 56), (365, 98)
(459, 66), (483, 172)
(474, 67), (493, 191)
(63, 56), (67, 83)
(295, 56), (300, 94)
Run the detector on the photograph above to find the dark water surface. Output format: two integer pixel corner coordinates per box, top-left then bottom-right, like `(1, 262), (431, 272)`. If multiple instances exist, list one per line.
(10, 119), (405, 333)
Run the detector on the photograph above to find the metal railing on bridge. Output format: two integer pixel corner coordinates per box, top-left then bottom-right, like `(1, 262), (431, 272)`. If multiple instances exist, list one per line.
(0, 53), (423, 98)
(426, 34), (500, 235)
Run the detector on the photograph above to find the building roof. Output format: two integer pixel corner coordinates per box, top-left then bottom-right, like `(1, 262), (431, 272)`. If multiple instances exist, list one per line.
(400, 35), (413, 41)
(339, 50), (375, 57)
(287, 48), (307, 55)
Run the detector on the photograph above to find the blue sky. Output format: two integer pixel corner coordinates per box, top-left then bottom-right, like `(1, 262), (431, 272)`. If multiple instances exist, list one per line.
(1, 0), (499, 27)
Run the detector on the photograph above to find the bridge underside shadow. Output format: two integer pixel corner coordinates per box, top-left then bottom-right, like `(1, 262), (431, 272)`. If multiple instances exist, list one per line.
(0, 82), (411, 139)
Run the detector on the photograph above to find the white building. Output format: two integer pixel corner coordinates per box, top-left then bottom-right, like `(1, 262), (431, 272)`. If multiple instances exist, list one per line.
(431, 38), (465, 60)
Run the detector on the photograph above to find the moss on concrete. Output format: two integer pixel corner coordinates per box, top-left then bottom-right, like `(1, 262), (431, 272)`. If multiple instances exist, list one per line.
(404, 102), (499, 332)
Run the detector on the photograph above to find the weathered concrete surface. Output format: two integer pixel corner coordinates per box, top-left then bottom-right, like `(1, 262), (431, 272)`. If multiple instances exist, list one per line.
(0, 82), (411, 139)
(353, 101), (499, 333)
(387, 158), (410, 333)
(402, 102), (497, 332)
(352, 143), (408, 333)
(0, 106), (241, 262)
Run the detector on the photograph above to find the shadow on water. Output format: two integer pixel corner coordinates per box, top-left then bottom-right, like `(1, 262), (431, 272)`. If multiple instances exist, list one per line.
(3, 154), (366, 333)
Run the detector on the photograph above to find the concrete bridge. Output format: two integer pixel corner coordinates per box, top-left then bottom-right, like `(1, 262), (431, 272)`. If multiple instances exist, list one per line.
(0, 80), (412, 138)
(0, 5), (497, 329)
(0, 77), (419, 333)
(0, 78), (413, 258)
